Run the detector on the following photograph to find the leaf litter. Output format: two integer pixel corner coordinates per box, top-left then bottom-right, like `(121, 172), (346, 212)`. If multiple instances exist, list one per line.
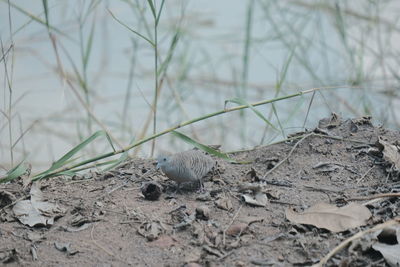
(1, 115), (400, 266)
(12, 183), (65, 227)
(285, 202), (372, 232)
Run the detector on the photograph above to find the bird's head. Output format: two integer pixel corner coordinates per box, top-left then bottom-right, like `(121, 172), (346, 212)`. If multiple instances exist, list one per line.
(156, 155), (170, 170)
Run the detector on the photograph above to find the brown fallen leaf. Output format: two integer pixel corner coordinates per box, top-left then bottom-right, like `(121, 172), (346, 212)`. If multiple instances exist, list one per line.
(285, 202), (372, 232)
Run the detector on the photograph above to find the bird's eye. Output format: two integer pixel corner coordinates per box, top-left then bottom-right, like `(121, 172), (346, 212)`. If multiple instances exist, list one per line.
(163, 158), (167, 161)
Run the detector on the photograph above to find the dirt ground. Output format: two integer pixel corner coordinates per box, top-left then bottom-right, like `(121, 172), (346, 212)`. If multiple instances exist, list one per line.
(1, 115), (400, 267)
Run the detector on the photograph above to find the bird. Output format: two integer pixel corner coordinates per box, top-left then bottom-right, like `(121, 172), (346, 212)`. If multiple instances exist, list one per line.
(156, 150), (215, 190)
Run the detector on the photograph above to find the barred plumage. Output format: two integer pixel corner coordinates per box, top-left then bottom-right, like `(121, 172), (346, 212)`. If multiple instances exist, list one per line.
(156, 150), (215, 185)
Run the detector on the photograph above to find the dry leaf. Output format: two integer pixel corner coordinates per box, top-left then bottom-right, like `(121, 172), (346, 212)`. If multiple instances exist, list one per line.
(285, 202), (372, 232)
(372, 243), (400, 267)
(241, 192), (268, 207)
(372, 224), (400, 267)
(13, 183), (65, 227)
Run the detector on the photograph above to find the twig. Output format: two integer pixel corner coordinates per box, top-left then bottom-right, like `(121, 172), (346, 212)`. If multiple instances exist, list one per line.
(218, 250), (234, 261)
(103, 181), (128, 196)
(90, 223), (115, 257)
(347, 192), (400, 201)
(362, 198), (384, 206)
(303, 185), (341, 193)
(270, 200), (300, 206)
(313, 218), (400, 267)
(227, 131), (368, 155)
(311, 133), (369, 145)
(66, 178), (93, 184)
(262, 133), (312, 179)
(223, 204), (243, 246)
(357, 166), (375, 184)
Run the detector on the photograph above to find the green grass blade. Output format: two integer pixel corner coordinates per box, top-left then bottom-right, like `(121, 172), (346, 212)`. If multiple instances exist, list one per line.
(225, 97), (278, 131)
(33, 130), (108, 180)
(146, 0), (157, 19)
(61, 46), (87, 91)
(104, 127), (116, 152)
(102, 137), (135, 171)
(172, 131), (234, 162)
(157, 31), (180, 77)
(277, 47), (295, 90)
(3, 0), (70, 39)
(58, 170), (77, 177)
(271, 103), (285, 138)
(102, 151), (129, 172)
(41, 0), (49, 29)
(241, 0), (254, 99)
(155, 0), (165, 26)
(0, 160), (28, 184)
(108, 9), (155, 47)
(50, 130), (107, 170)
(83, 19), (96, 70)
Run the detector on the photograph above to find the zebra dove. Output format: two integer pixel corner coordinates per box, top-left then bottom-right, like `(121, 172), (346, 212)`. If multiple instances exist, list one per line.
(156, 150), (215, 189)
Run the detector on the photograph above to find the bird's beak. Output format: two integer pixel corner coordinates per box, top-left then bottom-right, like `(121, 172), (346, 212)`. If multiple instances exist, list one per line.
(156, 162), (160, 170)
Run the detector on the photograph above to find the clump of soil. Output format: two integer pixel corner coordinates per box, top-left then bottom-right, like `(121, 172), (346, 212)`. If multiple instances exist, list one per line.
(1, 115), (400, 266)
